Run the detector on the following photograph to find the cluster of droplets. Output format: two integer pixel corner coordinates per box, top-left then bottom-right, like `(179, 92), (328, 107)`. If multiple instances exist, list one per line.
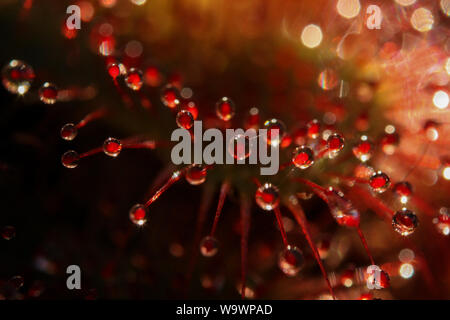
(366, 171), (419, 236)
(290, 119), (347, 171)
(365, 170), (419, 236)
(61, 136), (123, 169)
(2, 59), (61, 104)
(44, 35), (449, 297)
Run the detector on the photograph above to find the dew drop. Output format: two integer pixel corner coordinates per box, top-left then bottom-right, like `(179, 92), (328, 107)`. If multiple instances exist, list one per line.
(392, 208), (418, 236)
(215, 97), (236, 121)
(255, 183), (280, 211)
(107, 63), (121, 79)
(103, 137), (122, 157)
(278, 245), (304, 277)
(60, 123), (78, 141)
(1, 59), (35, 95)
(200, 236), (219, 257)
(327, 133), (345, 157)
(125, 68), (143, 91)
(161, 84), (180, 108)
(306, 119), (321, 139)
(39, 82), (58, 104)
(61, 150), (80, 168)
(292, 146), (314, 169)
(228, 133), (252, 161)
(369, 171), (390, 193)
(352, 136), (373, 162)
(176, 110), (194, 130)
(186, 165), (207, 185)
(263, 119), (287, 147)
(129, 204), (147, 226)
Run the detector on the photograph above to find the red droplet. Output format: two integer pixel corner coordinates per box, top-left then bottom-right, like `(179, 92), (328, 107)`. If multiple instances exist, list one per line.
(103, 138), (122, 157)
(255, 183), (279, 211)
(125, 68), (143, 91)
(161, 85), (180, 108)
(107, 63), (120, 79)
(200, 236), (218, 257)
(60, 123), (78, 141)
(292, 146), (314, 169)
(176, 110), (194, 129)
(129, 204), (147, 226)
(215, 97), (235, 121)
(327, 133), (345, 152)
(39, 83), (58, 104)
(325, 188), (360, 227)
(392, 209), (418, 236)
(186, 165), (207, 185)
(278, 245), (304, 276)
(369, 172), (390, 193)
(61, 150), (80, 168)
(306, 119), (321, 139)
